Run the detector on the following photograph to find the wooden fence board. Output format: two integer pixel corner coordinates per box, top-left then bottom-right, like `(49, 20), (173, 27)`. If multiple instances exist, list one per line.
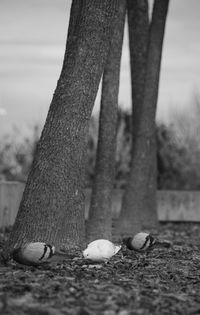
(0, 182), (200, 228)
(158, 190), (200, 221)
(0, 181), (25, 228)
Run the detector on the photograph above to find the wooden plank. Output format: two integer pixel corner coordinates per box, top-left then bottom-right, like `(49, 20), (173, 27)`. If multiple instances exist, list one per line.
(86, 189), (200, 221)
(158, 190), (200, 221)
(0, 181), (25, 228)
(1, 182), (200, 228)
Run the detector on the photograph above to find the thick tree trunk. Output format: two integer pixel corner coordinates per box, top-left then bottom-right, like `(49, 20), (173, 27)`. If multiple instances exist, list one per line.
(86, 1), (126, 242)
(6, 0), (118, 256)
(117, 0), (169, 237)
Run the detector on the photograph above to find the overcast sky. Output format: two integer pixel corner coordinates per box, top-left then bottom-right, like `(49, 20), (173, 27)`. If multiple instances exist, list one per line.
(0, 0), (200, 136)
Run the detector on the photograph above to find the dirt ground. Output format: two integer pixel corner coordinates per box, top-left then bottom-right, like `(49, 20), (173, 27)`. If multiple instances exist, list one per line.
(0, 223), (200, 315)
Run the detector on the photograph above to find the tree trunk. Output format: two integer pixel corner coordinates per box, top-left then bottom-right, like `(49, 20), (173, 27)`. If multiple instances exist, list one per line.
(86, 1), (126, 242)
(117, 0), (169, 237)
(6, 0), (118, 256)
(139, 0), (169, 228)
(117, 0), (149, 237)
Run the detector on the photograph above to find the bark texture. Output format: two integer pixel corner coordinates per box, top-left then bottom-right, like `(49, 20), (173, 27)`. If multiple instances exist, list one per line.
(6, 0), (118, 255)
(86, 0), (126, 242)
(117, 0), (169, 237)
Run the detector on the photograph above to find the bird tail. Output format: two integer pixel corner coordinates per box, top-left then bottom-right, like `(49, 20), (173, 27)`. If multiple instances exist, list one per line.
(114, 245), (122, 254)
(154, 239), (172, 248)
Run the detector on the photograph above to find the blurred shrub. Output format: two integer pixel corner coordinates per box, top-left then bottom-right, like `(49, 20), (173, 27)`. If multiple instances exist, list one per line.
(156, 123), (191, 189)
(0, 125), (40, 182)
(161, 94), (200, 190)
(115, 109), (132, 188)
(87, 106), (200, 190)
(1, 104), (200, 190)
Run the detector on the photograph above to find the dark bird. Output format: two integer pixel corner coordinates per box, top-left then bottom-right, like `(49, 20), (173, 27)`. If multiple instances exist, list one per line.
(123, 232), (156, 252)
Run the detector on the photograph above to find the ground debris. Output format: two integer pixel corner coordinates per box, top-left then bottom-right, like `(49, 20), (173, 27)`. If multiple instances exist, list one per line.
(0, 223), (200, 315)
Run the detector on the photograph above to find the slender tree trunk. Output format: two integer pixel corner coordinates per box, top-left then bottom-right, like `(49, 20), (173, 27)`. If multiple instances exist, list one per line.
(117, 0), (149, 236)
(86, 1), (126, 242)
(6, 0), (118, 256)
(139, 0), (169, 228)
(117, 0), (169, 237)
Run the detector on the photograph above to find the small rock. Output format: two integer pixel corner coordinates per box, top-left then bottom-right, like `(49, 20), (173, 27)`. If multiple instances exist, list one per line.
(118, 310), (130, 315)
(104, 310), (116, 315)
(88, 264), (102, 269)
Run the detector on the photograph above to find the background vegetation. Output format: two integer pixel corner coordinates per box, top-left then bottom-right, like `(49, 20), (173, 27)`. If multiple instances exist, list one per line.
(0, 98), (200, 190)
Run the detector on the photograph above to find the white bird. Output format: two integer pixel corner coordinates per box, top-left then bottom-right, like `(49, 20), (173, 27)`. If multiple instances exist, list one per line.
(12, 242), (55, 266)
(123, 232), (156, 252)
(83, 239), (121, 262)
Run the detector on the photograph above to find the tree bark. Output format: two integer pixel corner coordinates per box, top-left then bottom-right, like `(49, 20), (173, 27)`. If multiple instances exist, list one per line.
(86, 0), (126, 242)
(117, 0), (149, 236)
(139, 0), (169, 228)
(6, 0), (118, 256)
(117, 0), (169, 237)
